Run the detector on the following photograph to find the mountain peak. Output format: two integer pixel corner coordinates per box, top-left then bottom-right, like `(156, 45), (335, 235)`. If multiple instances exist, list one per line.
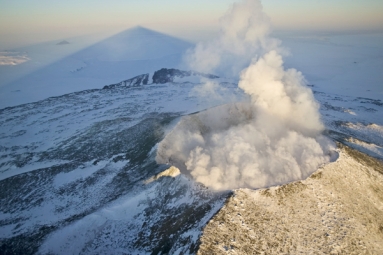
(110, 26), (177, 40)
(56, 40), (70, 45)
(103, 68), (219, 89)
(76, 26), (193, 62)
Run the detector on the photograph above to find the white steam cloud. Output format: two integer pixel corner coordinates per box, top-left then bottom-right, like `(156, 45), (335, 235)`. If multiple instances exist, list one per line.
(185, 0), (281, 77)
(156, 0), (335, 190)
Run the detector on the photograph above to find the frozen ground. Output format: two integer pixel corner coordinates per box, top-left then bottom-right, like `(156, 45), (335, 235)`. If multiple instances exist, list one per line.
(0, 69), (242, 254)
(0, 29), (382, 254)
(198, 144), (383, 254)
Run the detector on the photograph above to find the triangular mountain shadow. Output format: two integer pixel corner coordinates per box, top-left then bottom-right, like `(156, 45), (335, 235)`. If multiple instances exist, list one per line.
(56, 40), (70, 45)
(0, 26), (194, 108)
(74, 26), (193, 62)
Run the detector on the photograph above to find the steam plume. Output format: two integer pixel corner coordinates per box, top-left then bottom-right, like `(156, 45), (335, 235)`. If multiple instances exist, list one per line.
(185, 0), (281, 77)
(156, 0), (335, 190)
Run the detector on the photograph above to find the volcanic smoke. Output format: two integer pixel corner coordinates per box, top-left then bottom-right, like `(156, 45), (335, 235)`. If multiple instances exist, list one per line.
(156, 0), (335, 190)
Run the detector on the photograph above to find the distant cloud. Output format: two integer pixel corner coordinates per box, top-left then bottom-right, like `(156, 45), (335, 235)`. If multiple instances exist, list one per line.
(0, 51), (30, 66)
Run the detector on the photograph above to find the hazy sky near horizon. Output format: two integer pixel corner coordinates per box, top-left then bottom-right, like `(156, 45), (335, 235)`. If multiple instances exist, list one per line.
(1, 0), (383, 48)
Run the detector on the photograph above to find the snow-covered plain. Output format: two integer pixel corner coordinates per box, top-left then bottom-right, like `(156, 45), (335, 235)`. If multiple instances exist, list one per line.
(280, 32), (383, 100)
(0, 28), (382, 254)
(281, 32), (383, 160)
(0, 27), (192, 108)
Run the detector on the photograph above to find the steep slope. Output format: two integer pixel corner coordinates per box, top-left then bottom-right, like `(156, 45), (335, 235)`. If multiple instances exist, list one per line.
(0, 68), (382, 254)
(197, 144), (383, 254)
(0, 69), (240, 255)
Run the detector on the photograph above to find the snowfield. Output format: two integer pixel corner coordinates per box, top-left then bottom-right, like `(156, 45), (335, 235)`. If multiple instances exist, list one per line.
(0, 69), (242, 254)
(0, 66), (382, 254)
(0, 27), (382, 254)
(0, 27), (193, 109)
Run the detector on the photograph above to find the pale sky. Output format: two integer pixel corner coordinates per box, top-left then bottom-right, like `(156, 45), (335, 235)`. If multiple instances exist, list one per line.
(1, 0), (383, 48)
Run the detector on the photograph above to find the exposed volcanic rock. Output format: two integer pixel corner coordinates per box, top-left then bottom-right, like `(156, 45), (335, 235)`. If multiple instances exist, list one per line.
(197, 144), (383, 254)
(103, 74), (149, 89)
(103, 68), (220, 89)
(152, 68), (219, 84)
(1, 67), (382, 254)
(56, 40), (70, 45)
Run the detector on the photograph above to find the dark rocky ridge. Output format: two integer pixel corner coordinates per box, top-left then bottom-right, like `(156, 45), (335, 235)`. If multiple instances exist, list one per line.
(103, 68), (219, 89)
(56, 40), (70, 45)
(103, 74), (150, 89)
(152, 68), (219, 84)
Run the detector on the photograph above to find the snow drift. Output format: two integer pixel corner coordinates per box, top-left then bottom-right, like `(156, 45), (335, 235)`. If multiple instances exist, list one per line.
(156, 0), (335, 190)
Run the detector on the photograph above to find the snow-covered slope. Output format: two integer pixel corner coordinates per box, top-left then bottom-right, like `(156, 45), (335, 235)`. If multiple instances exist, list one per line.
(0, 69), (241, 254)
(0, 65), (382, 254)
(198, 144), (383, 254)
(313, 87), (383, 160)
(0, 27), (193, 108)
